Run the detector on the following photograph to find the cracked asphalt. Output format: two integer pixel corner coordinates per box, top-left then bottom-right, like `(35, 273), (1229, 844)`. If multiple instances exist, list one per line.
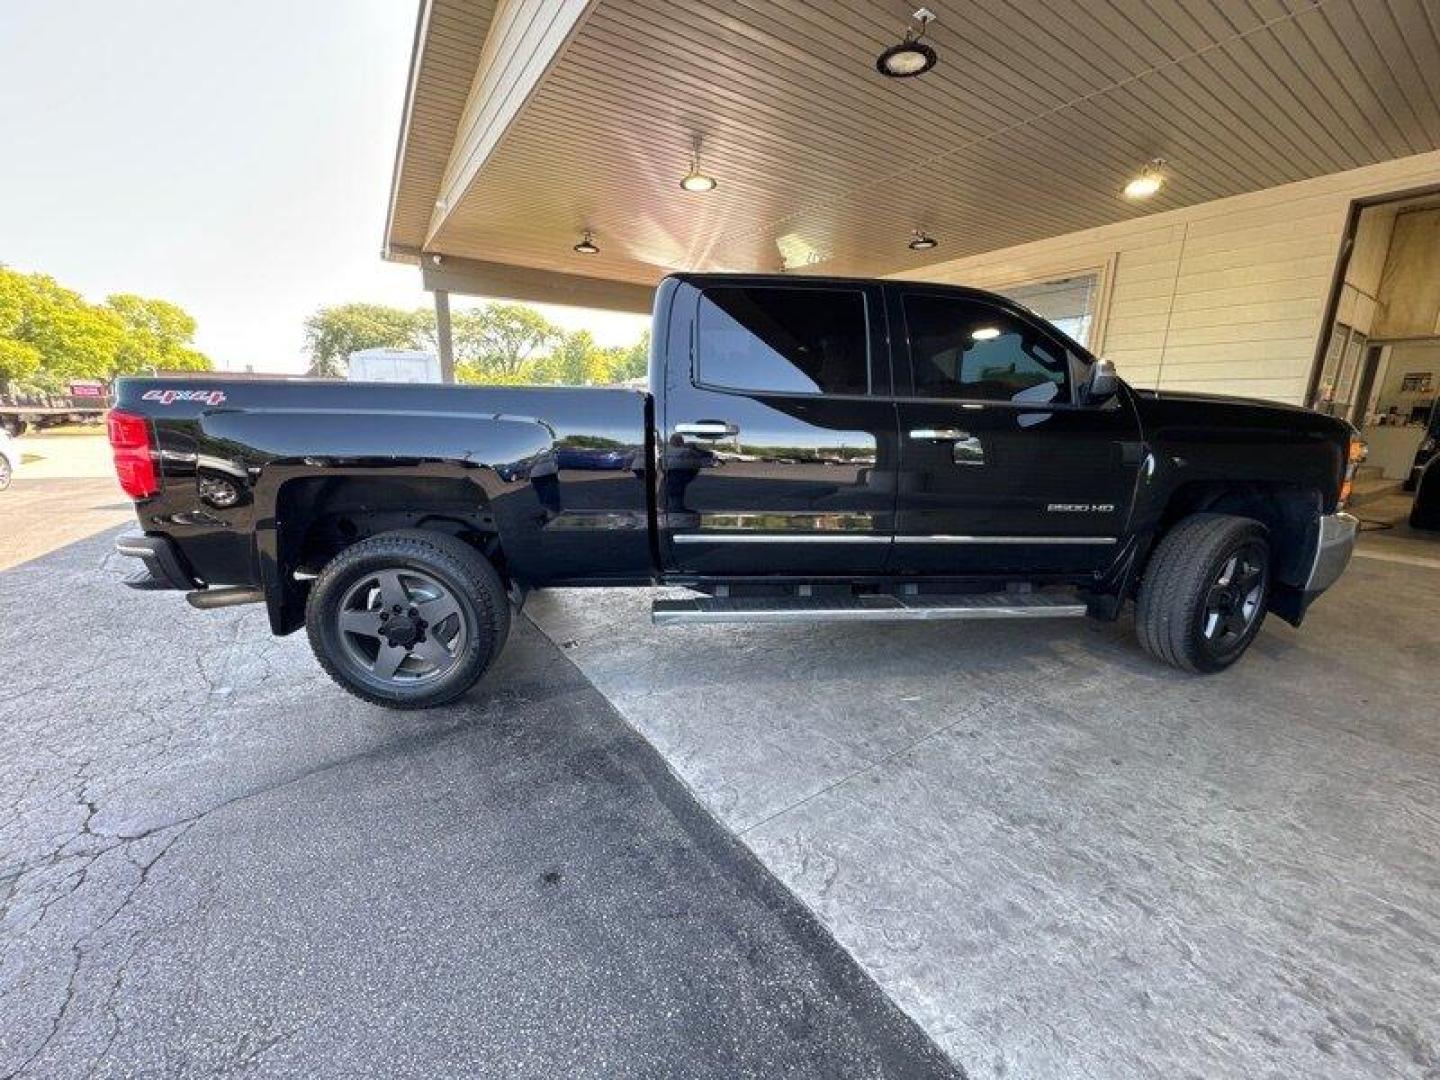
(0, 523), (957, 1079)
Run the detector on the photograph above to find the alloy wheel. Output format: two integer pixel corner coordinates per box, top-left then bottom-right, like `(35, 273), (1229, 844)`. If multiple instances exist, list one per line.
(335, 568), (468, 685)
(1201, 544), (1266, 650)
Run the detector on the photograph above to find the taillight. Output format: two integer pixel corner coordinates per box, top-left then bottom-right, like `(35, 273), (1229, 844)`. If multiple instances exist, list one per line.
(106, 409), (159, 499)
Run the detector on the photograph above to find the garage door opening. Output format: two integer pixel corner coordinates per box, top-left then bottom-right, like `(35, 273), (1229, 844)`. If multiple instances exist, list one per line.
(1313, 189), (1440, 550)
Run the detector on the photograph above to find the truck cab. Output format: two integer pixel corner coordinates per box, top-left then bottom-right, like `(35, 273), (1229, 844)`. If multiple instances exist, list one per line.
(653, 275), (1139, 580)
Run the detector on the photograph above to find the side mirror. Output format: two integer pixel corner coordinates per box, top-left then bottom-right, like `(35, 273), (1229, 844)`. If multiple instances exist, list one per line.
(1085, 358), (1119, 403)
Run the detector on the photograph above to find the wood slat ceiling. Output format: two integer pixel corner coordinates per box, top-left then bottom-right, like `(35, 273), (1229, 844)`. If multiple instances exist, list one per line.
(385, 0), (498, 258)
(394, 0), (1440, 285)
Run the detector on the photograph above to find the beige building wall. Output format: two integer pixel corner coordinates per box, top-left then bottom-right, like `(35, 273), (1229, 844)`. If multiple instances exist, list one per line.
(899, 151), (1440, 406)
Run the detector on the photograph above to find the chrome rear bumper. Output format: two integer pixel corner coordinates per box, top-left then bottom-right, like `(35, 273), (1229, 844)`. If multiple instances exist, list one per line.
(1303, 512), (1358, 596)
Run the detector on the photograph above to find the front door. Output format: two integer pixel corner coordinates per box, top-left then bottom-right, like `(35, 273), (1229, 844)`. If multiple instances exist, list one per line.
(657, 279), (899, 576)
(887, 286), (1141, 576)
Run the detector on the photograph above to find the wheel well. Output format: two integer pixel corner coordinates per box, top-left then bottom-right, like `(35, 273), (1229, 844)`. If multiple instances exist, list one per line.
(1158, 481), (1320, 588)
(277, 475), (500, 572)
(269, 476), (503, 634)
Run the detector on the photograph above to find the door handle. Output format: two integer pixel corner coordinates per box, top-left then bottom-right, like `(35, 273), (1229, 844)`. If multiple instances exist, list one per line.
(951, 435), (985, 465)
(909, 428), (984, 464)
(675, 421), (738, 439)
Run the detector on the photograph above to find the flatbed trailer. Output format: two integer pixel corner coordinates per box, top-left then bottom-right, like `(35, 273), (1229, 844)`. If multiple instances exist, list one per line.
(0, 397), (109, 436)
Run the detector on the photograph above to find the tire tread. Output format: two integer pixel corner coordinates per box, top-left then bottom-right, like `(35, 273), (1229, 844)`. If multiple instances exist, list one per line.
(1136, 513), (1268, 674)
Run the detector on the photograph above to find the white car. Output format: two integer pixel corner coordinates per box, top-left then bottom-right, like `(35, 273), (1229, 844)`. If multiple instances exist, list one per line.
(0, 429), (18, 490)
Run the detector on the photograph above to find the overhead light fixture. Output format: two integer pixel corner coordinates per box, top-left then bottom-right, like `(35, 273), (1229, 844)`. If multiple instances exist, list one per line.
(877, 8), (937, 79)
(680, 137), (717, 193)
(1124, 158), (1166, 200)
(971, 326), (1001, 341)
(573, 230), (599, 255)
(908, 229), (938, 251)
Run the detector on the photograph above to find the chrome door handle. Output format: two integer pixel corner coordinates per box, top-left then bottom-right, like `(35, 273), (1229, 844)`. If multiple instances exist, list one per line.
(675, 421), (738, 439)
(951, 435), (985, 465)
(910, 428), (984, 464)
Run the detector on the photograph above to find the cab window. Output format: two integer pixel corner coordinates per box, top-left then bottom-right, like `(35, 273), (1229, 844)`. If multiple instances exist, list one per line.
(697, 287), (869, 396)
(903, 293), (1070, 404)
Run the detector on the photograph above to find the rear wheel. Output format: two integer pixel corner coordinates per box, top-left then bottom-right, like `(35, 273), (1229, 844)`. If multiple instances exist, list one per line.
(0, 454), (11, 491)
(306, 529), (509, 709)
(1136, 513), (1270, 673)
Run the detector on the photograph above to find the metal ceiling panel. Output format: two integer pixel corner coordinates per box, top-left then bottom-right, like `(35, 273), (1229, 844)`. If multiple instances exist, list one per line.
(388, 0), (1440, 285)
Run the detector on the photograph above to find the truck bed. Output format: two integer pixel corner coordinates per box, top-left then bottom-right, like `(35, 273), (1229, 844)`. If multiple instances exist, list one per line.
(113, 378), (655, 605)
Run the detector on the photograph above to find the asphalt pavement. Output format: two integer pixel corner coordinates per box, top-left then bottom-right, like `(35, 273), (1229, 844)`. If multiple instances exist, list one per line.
(0, 527), (957, 1079)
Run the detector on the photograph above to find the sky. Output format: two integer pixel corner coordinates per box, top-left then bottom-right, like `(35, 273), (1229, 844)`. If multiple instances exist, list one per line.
(0, 0), (648, 373)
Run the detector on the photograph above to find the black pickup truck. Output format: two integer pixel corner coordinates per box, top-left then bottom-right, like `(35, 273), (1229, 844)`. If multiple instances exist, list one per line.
(112, 273), (1361, 708)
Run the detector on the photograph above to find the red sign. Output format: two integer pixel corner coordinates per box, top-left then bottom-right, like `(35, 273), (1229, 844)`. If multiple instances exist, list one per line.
(69, 381), (105, 398)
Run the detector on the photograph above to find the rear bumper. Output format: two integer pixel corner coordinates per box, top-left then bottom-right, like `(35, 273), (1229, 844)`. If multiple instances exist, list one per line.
(1303, 512), (1358, 597)
(115, 533), (200, 591)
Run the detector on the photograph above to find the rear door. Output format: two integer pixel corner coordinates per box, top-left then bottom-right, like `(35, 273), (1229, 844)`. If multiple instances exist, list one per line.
(657, 279), (899, 576)
(887, 285), (1141, 575)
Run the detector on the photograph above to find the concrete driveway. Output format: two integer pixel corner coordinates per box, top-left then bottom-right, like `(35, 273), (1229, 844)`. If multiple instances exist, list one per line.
(0, 529), (954, 1080)
(5, 476), (1436, 1079)
(525, 543), (1440, 1079)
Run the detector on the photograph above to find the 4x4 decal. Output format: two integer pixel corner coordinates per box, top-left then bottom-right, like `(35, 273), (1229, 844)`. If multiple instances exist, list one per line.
(140, 389), (228, 407)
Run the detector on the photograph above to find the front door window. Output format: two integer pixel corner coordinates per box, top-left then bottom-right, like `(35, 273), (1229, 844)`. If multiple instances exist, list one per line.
(901, 294), (1071, 404)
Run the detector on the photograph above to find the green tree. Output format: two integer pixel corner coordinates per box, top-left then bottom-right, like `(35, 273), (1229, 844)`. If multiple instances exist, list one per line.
(107, 293), (208, 373)
(598, 330), (649, 384)
(0, 339), (42, 384)
(453, 303), (557, 379)
(1, 271), (121, 381)
(303, 303), (424, 378)
(0, 268), (211, 390)
(538, 329), (611, 385)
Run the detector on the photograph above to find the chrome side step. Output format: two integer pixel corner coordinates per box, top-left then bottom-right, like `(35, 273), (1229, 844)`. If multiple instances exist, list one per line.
(651, 593), (1087, 625)
(187, 587), (265, 610)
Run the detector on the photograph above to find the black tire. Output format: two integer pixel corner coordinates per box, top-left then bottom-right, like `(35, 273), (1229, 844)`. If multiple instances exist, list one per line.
(0, 454), (11, 491)
(306, 529), (510, 709)
(1136, 513), (1271, 674)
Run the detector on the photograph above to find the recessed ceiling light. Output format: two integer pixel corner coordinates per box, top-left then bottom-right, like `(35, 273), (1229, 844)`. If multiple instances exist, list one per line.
(1124, 159), (1166, 200)
(573, 230), (599, 255)
(908, 229), (938, 251)
(877, 9), (937, 78)
(680, 137), (717, 192)
(971, 326), (1001, 341)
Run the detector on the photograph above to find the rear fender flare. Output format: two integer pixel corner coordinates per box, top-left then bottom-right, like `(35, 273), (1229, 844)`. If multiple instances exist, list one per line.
(234, 415), (555, 634)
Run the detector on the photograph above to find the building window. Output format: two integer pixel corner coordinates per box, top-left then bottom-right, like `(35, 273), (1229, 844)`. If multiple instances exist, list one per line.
(696, 287), (870, 396)
(999, 273), (1100, 347)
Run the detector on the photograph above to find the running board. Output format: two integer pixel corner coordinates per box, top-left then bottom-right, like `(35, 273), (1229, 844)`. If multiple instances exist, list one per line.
(651, 593), (1087, 625)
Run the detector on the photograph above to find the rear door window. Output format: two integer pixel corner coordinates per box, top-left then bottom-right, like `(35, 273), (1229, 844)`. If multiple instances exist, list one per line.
(697, 287), (869, 396)
(902, 293), (1070, 404)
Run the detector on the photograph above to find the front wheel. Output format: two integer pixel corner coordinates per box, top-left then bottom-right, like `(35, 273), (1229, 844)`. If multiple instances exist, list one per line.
(1136, 513), (1271, 673)
(306, 529), (510, 709)
(0, 454), (12, 491)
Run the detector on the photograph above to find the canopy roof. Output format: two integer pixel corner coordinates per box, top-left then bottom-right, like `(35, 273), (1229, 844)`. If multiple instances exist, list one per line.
(386, 0), (1440, 308)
